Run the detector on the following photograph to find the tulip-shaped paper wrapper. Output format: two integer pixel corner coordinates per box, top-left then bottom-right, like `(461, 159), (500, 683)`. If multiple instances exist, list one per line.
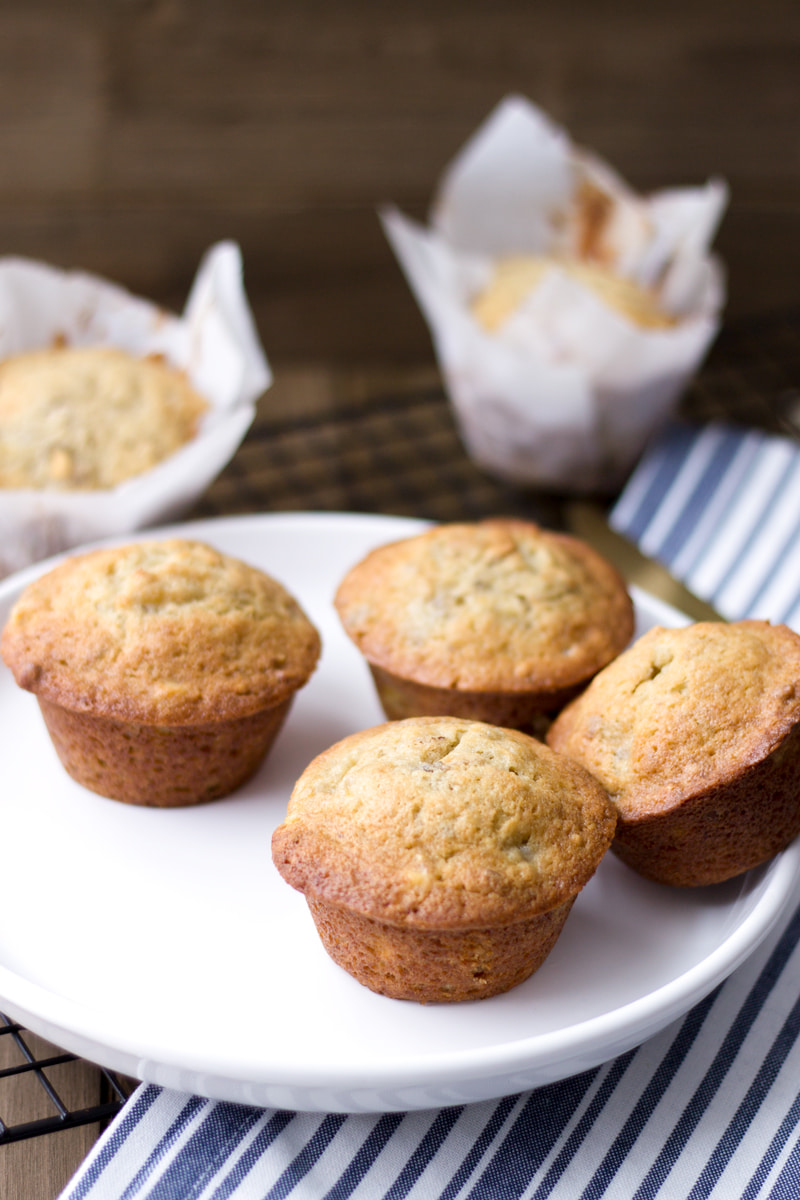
(0, 240), (271, 578)
(382, 96), (727, 493)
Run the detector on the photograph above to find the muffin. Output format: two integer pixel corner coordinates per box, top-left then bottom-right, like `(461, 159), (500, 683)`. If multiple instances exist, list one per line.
(272, 715), (616, 1003)
(334, 519), (634, 734)
(547, 620), (800, 887)
(0, 345), (208, 490)
(471, 255), (676, 333)
(1, 538), (321, 806)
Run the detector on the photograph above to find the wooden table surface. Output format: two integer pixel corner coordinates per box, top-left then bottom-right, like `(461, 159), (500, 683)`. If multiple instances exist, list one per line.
(3, 320), (798, 1197)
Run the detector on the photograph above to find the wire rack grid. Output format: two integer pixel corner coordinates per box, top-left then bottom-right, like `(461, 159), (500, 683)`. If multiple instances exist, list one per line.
(0, 1012), (134, 1144)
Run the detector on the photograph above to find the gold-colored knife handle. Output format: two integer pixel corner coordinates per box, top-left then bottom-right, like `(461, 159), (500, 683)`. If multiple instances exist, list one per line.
(565, 501), (724, 624)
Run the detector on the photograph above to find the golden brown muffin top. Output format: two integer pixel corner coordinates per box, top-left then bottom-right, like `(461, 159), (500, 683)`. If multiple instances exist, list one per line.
(334, 520), (634, 694)
(471, 255), (676, 333)
(272, 715), (616, 929)
(1, 538), (321, 724)
(0, 345), (207, 490)
(547, 620), (800, 820)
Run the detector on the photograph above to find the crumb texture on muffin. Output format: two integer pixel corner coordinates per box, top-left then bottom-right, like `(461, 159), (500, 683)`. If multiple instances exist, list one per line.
(471, 255), (675, 333)
(0, 345), (208, 489)
(334, 519), (633, 696)
(273, 715), (616, 930)
(1, 538), (321, 725)
(548, 620), (800, 886)
(548, 621), (800, 819)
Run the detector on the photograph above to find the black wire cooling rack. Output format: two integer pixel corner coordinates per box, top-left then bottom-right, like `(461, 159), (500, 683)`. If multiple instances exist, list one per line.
(0, 1013), (134, 1144)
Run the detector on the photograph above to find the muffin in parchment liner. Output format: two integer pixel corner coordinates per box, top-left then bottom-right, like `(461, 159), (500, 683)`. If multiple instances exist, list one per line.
(382, 95), (728, 494)
(0, 241), (271, 578)
(0, 345), (209, 490)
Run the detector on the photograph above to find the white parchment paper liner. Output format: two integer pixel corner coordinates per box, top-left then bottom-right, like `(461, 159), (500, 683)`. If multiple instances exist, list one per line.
(382, 95), (728, 493)
(0, 241), (271, 577)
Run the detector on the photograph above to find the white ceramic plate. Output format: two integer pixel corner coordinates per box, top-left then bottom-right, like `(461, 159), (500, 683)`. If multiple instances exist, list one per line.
(0, 511), (798, 1114)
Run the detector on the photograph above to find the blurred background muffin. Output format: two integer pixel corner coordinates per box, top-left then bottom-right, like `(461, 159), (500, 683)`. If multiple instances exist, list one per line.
(471, 256), (677, 334)
(0, 345), (208, 490)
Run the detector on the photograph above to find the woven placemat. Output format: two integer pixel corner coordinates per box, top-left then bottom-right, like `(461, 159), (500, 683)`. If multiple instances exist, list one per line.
(683, 307), (800, 431)
(190, 383), (565, 527)
(188, 309), (800, 528)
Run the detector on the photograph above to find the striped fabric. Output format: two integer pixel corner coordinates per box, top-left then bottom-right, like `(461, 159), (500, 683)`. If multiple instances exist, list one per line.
(61, 420), (800, 1200)
(611, 420), (800, 628)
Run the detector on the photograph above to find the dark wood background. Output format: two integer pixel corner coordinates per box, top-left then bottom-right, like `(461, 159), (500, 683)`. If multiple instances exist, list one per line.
(1, 0), (799, 364)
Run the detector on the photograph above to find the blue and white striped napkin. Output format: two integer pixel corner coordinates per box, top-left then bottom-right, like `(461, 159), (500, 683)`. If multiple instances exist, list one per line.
(611, 419), (800, 628)
(62, 419), (800, 1200)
